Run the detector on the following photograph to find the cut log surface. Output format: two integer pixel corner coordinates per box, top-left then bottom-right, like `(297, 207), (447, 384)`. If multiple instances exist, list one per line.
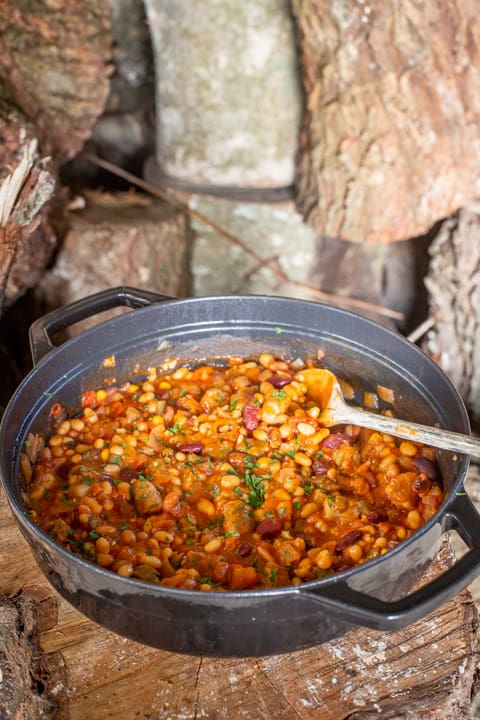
(292, 0), (480, 243)
(0, 486), (478, 719)
(36, 190), (192, 332)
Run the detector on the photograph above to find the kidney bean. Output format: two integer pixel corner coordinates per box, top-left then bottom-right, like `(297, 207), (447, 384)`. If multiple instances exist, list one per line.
(413, 456), (439, 482)
(321, 433), (351, 450)
(366, 511), (387, 524)
(335, 529), (363, 554)
(413, 476), (432, 494)
(176, 442), (204, 454)
(255, 518), (283, 539)
(119, 466), (135, 481)
(237, 543), (253, 558)
(312, 456), (332, 476)
(243, 404), (260, 431)
(269, 375), (292, 388)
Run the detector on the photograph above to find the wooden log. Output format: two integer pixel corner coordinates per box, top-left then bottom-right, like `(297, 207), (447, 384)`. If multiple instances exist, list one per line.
(0, 105), (57, 313)
(35, 190), (191, 328)
(144, 0), (301, 190)
(424, 202), (480, 426)
(0, 0), (112, 165)
(291, 0), (480, 243)
(0, 585), (60, 719)
(1, 482), (478, 719)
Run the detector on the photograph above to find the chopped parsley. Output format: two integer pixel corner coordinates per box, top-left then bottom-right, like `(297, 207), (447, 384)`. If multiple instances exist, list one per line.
(245, 470), (265, 509)
(168, 422), (184, 435)
(301, 480), (313, 496)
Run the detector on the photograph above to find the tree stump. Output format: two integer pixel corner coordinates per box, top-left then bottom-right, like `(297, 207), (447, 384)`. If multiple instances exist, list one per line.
(291, 0), (480, 243)
(1, 483), (478, 719)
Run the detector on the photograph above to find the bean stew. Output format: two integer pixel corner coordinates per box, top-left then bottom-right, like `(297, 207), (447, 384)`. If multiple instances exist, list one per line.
(21, 353), (444, 592)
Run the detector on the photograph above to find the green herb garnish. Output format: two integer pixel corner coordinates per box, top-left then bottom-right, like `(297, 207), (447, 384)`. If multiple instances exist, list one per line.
(245, 470), (265, 509)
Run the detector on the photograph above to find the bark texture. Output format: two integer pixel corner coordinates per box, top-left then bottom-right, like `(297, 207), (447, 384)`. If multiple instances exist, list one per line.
(0, 0), (112, 165)
(424, 203), (480, 424)
(0, 103), (57, 313)
(292, 0), (480, 243)
(0, 585), (61, 720)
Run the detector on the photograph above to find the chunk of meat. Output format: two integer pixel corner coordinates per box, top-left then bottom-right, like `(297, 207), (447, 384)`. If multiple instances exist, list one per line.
(131, 479), (163, 515)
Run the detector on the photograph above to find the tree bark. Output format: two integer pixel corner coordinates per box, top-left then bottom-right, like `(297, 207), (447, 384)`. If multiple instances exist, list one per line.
(1, 482), (479, 719)
(291, 0), (480, 243)
(0, 0), (112, 165)
(424, 203), (480, 425)
(0, 585), (61, 720)
(0, 103), (57, 313)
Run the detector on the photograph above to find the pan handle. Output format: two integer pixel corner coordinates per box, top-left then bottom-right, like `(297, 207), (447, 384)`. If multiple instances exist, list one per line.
(29, 286), (174, 365)
(302, 492), (480, 630)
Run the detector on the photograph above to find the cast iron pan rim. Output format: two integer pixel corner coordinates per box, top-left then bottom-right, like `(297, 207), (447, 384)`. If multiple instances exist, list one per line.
(18, 292), (437, 364)
(15, 292), (471, 428)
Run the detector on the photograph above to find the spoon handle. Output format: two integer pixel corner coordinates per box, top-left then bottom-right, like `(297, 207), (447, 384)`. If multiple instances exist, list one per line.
(339, 405), (478, 457)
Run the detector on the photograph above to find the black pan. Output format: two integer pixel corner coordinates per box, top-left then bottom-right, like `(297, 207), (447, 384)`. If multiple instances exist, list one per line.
(1, 286), (479, 657)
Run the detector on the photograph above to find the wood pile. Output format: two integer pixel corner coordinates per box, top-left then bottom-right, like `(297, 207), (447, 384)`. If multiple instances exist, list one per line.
(1, 2), (480, 717)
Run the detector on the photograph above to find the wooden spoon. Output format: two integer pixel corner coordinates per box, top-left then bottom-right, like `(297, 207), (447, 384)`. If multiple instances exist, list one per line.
(299, 368), (480, 457)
